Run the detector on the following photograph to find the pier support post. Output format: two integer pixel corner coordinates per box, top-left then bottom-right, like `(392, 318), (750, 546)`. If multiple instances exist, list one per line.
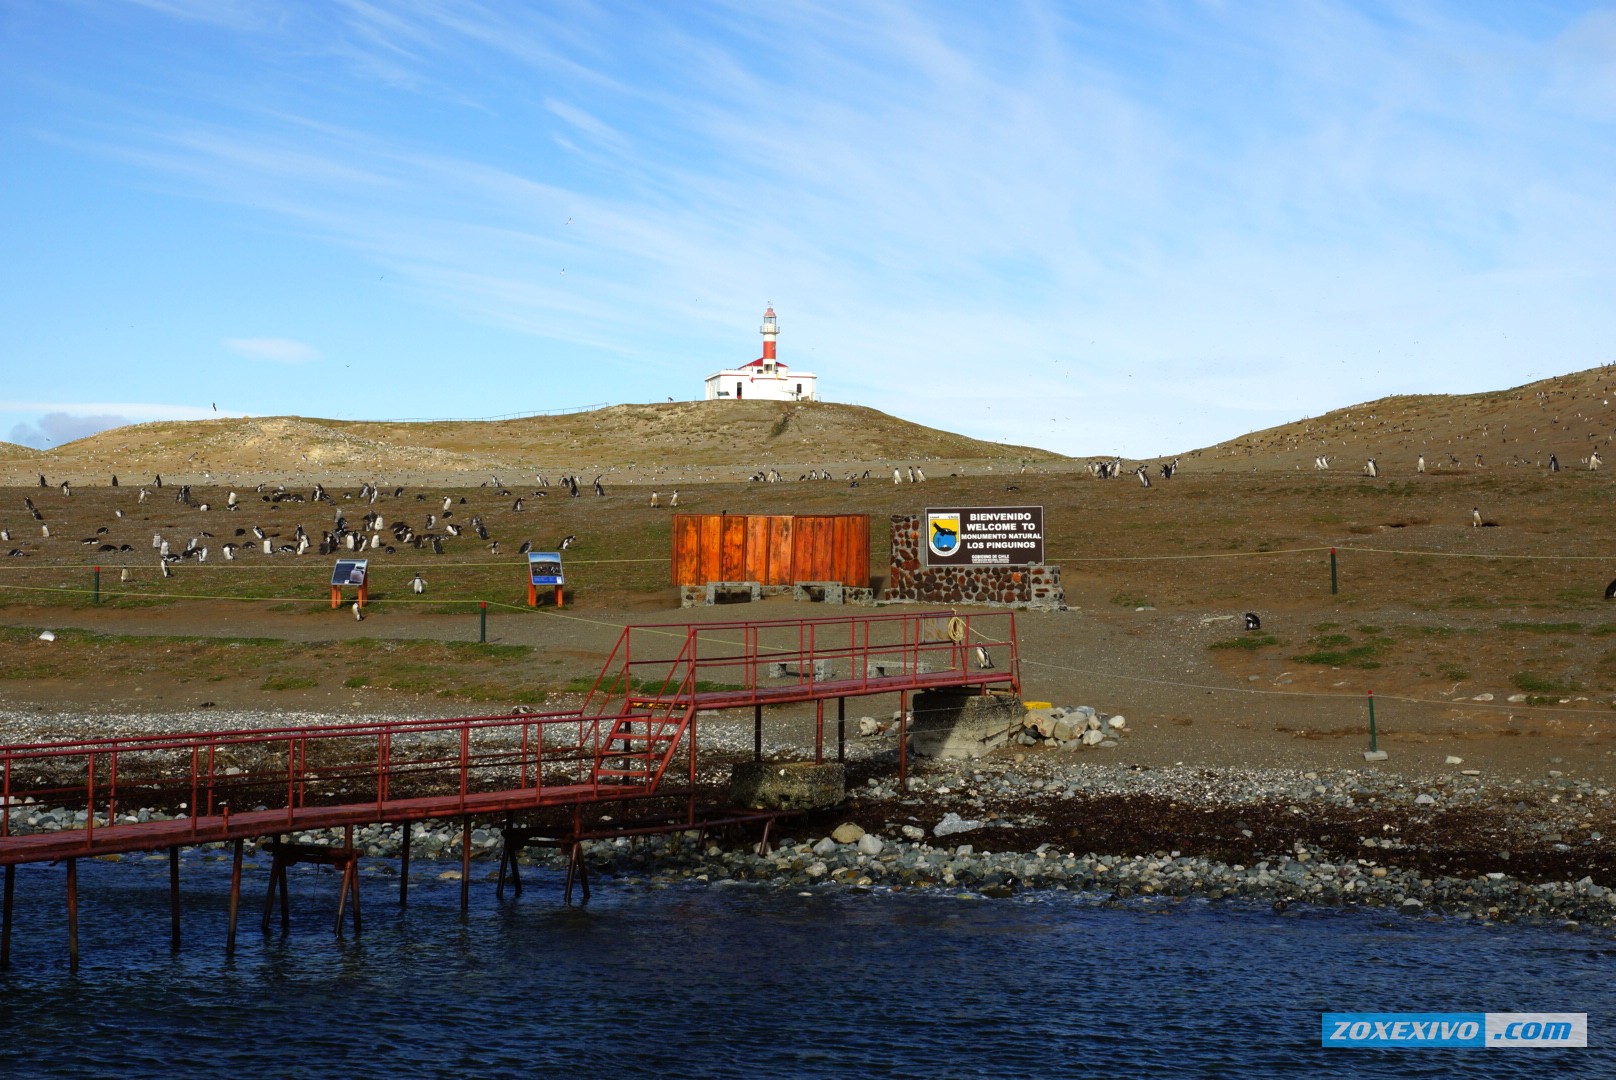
(226, 839), (243, 956)
(2, 863), (14, 971)
(837, 698), (846, 763)
(66, 858), (78, 973)
(898, 691), (909, 792)
(334, 826), (361, 936)
(399, 825), (411, 907)
(263, 835), (290, 932)
(814, 700), (824, 765)
(563, 842), (591, 906)
(460, 819), (472, 917)
(753, 704), (763, 762)
(169, 846), (181, 951)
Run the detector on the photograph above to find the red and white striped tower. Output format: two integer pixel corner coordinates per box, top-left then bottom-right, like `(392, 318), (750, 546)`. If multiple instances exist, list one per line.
(759, 305), (779, 367)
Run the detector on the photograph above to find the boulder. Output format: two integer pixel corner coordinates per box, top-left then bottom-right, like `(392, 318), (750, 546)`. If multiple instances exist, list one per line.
(832, 822), (866, 844)
(856, 834), (884, 856)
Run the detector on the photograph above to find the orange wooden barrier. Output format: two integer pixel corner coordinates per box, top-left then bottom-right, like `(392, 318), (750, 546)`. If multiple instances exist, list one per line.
(671, 514), (869, 587)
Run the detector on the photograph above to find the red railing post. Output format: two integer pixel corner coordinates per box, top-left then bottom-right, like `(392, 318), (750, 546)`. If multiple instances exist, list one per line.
(86, 752), (96, 842)
(459, 723), (469, 809)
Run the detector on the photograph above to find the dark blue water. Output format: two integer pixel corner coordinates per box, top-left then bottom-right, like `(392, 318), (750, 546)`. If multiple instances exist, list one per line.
(1, 854), (1610, 1078)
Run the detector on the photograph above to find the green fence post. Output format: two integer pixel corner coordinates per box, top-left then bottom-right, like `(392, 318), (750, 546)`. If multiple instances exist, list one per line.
(1330, 548), (1338, 595)
(479, 601), (487, 644)
(1367, 690), (1377, 753)
(93, 566), (100, 605)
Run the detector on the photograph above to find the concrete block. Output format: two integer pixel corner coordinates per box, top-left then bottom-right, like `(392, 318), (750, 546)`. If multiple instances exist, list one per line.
(703, 581), (762, 605)
(766, 659), (836, 679)
(791, 581), (845, 604)
(865, 658), (934, 678)
(908, 690), (1025, 760)
(729, 761), (846, 810)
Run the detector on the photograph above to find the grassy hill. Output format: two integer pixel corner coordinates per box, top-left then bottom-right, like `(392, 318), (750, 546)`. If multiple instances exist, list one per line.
(6, 400), (1061, 486)
(1193, 366), (1616, 474)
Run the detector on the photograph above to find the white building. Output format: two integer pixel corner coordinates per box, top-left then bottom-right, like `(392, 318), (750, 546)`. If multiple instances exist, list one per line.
(704, 306), (818, 402)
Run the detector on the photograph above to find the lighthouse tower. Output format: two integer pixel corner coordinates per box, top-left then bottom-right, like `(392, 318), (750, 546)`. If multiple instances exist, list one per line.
(702, 305), (819, 402)
(759, 306), (780, 373)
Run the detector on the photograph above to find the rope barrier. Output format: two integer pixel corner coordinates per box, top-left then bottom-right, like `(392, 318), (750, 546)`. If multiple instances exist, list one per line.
(0, 557), (669, 572)
(1015, 654), (1610, 717)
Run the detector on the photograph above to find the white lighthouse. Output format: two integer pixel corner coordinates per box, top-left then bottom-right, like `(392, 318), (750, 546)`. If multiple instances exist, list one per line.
(704, 306), (818, 402)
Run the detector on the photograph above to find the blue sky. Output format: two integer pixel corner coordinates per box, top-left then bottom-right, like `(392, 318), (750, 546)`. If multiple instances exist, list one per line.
(2, 1), (1612, 458)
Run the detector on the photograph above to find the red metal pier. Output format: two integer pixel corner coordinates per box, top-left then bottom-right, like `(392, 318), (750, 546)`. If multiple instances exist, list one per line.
(0, 608), (1020, 968)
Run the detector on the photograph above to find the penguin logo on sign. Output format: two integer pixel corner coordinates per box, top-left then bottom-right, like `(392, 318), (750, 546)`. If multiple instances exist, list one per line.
(927, 512), (961, 558)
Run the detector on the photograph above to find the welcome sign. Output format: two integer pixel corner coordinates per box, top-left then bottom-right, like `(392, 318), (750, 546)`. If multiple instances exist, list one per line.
(924, 506), (1044, 566)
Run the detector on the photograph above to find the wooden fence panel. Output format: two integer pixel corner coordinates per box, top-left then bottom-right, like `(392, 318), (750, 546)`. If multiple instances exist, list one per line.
(671, 513), (869, 586)
(721, 516), (747, 580)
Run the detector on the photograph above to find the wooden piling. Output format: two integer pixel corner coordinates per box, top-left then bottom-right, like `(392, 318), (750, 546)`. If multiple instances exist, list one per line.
(2, 863), (14, 971)
(169, 846), (181, 950)
(65, 858), (78, 972)
(226, 839), (242, 956)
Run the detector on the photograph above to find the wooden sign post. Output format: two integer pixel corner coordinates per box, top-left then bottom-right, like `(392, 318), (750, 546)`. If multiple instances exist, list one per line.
(330, 559), (369, 609)
(527, 552), (564, 608)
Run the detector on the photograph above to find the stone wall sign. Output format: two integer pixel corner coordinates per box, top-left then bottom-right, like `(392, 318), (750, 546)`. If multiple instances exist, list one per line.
(924, 506), (1044, 566)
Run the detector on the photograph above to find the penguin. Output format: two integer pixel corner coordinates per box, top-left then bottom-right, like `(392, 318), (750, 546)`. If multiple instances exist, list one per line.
(352, 601), (364, 621)
(973, 645), (994, 670)
(1244, 612), (1262, 631)
(411, 573), (425, 594)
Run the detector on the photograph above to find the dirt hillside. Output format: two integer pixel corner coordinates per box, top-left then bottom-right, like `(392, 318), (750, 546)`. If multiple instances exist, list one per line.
(3, 401), (1060, 486)
(1195, 366), (1616, 473)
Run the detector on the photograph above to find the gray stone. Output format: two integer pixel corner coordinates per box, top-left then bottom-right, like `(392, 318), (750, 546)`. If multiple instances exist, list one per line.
(856, 834), (884, 856)
(933, 812), (983, 837)
(813, 836), (838, 856)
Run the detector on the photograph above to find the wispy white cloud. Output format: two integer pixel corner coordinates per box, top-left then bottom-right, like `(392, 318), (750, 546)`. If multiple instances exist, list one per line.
(8, 412), (129, 448)
(0, 401), (222, 420)
(223, 338), (320, 363)
(10, 1), (1616, 455)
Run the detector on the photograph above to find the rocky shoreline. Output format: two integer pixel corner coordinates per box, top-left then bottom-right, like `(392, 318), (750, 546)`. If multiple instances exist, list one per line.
(5, 728), (1614, 929)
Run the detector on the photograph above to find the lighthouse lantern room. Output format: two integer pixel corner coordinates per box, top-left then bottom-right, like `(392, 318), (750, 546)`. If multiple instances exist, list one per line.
(704, 306), (818, 402)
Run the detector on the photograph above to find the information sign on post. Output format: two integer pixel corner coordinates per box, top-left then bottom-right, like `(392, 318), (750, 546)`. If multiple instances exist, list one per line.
(923, 506), (1044, 566)
(330, 559), (369, 608)
(527, 552), (564, 608)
